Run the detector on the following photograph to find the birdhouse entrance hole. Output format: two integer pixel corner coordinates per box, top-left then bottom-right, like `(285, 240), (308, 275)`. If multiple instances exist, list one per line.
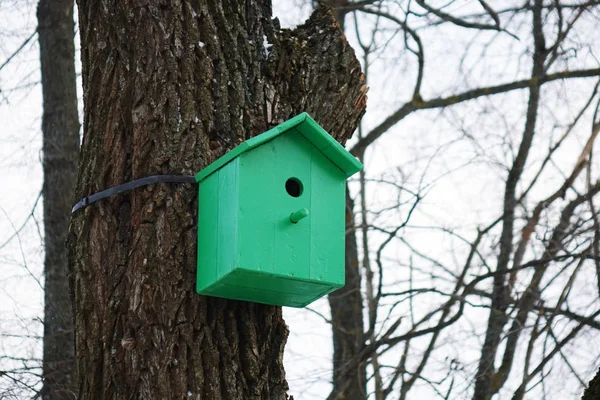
(285, 178), (303, 197)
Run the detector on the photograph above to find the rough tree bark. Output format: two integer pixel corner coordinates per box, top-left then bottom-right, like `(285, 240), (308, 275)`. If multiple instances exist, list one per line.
(583, 368), (600, 400)
(325, 0), (350, 31)
(67, 2), (366, 399)
(38, 0), (80, 398)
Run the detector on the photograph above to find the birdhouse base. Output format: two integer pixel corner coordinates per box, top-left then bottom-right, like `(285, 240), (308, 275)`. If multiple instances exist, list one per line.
(197, 267), (340, 308)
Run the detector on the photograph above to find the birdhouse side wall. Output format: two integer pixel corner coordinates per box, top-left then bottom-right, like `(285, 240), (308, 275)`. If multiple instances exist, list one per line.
(196, 158), (240, 293)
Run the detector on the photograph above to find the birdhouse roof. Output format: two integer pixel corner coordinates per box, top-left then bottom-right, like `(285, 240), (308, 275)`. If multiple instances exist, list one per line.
(195, 113), (363, 182)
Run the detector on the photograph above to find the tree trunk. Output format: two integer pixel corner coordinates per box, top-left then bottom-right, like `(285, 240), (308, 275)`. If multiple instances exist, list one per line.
(327, 0), (349, 31)
(327, 191), (367, 400)
(326, 3), (367, 397)
(583, 368), (600, 400)
(67, 2), (366, 399)
(38, 0), (80, 398)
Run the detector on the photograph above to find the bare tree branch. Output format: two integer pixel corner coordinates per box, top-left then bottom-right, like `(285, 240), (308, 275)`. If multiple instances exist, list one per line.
(351, 67), (600, 156)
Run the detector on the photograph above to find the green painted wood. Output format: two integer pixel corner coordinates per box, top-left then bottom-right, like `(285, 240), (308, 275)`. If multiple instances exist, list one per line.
(196, 113), (362, 307)
(194, 112), (362, 182)
(309, 145), (346, 284)
(290, 208), (309, 223)
(196, 172), (219, 291)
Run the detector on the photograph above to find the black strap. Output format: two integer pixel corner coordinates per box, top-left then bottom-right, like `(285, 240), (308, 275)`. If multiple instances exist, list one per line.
(72, 175), (196, 213)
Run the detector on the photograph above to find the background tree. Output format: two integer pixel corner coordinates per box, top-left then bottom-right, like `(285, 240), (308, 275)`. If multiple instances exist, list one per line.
(37, 0), (80, 398)
(67, 2), (366, 398)
(0, 0), (79, 397)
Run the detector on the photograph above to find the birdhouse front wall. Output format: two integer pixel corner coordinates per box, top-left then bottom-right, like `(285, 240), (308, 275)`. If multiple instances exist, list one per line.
(196, 128), (347, 307)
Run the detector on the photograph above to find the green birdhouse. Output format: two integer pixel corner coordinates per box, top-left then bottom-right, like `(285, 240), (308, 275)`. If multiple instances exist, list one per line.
(195, 113), (362, 307)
